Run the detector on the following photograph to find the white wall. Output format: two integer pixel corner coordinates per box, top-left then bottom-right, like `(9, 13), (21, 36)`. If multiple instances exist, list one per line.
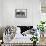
(32, 0), (41, 27)
(0, 0), (2, 26)
(1, 0), (41, 27)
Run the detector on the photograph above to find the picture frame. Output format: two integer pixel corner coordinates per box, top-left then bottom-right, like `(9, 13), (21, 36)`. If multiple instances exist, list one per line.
(15, 9), (27, 18)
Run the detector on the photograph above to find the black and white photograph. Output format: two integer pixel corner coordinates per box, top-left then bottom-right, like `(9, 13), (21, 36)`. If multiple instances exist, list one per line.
(15, 9), (27, 18)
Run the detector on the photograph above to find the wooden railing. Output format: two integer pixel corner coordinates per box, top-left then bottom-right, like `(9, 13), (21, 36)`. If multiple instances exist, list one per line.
(1, 43), (33, 46)
(1, 43), (46, 46)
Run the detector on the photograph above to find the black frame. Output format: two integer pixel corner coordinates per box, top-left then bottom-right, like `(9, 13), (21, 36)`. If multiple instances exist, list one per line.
(15, 9), (27, 18)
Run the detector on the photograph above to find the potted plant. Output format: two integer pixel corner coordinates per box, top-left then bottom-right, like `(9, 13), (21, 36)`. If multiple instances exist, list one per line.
(31, 35), (38, 46)
(37, 21), (45, 37)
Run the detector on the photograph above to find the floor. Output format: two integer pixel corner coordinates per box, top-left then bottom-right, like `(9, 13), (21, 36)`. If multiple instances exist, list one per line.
(40, 37), (46, 45)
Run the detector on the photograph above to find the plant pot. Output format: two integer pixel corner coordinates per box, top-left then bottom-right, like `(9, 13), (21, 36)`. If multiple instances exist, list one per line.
(33, 41), (36, 46)
(40, 32), (44, 37)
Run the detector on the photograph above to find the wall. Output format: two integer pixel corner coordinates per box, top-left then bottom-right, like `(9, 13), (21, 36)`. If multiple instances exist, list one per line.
(0, 0), (4, 38)
(0, 0), (2, 26)
(2, 0), (41, 27)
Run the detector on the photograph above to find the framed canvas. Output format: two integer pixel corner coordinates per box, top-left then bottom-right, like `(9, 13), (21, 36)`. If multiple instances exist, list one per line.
(15, 9), (27, 18)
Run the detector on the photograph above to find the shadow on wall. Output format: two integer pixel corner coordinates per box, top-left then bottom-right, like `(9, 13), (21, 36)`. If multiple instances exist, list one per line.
(0, 26), (5, 40)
